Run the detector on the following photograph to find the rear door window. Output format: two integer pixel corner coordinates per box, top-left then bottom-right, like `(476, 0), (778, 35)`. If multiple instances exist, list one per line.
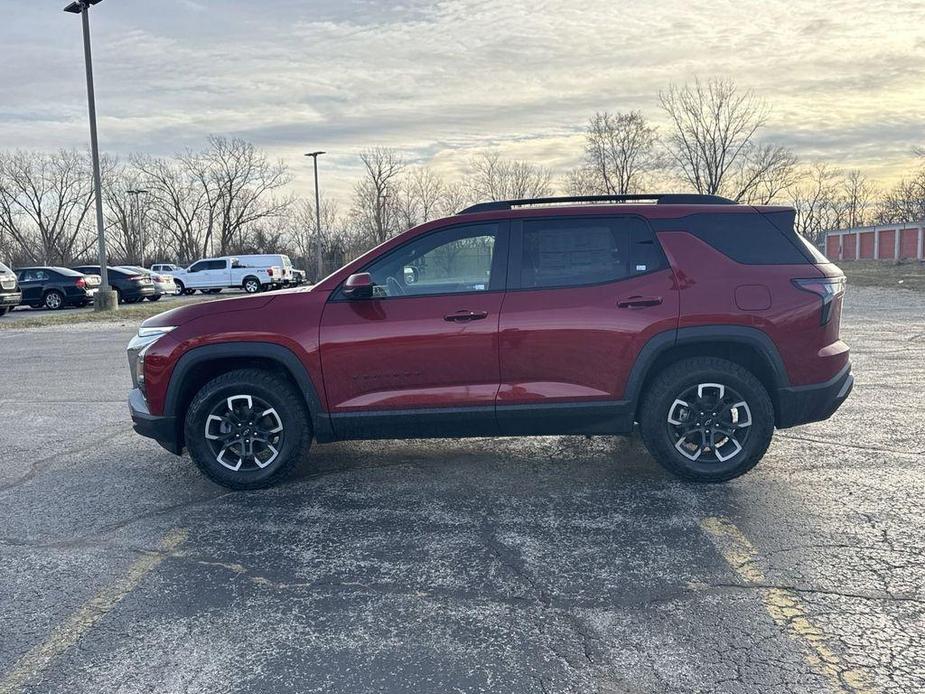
(518, 217), (663, 289)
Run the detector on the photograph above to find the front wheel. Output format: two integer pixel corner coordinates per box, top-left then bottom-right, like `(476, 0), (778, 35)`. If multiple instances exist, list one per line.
(173, 281), (185, 296)
(639, 357), (774, 483)
(184, 369), (312, 489)
(148, 294), (162, 302)
(0, 307), (9, 316)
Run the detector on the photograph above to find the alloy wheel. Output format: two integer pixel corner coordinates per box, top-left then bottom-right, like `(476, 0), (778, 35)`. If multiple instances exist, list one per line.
(204, 394), (284, 472)
(666, 382), (752, 463)
(45, 292), (62, 310)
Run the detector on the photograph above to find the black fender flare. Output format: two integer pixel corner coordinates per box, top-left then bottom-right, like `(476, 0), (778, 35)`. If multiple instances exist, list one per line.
(624, 325), (789, 406)
(164, 342), (333, 441)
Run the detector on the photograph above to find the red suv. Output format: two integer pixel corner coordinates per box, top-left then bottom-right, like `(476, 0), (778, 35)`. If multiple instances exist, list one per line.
(128, 194), (852, 489)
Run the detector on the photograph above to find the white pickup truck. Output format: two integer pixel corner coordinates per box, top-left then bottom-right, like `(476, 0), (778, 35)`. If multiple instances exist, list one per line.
(171, 255), (284, 295)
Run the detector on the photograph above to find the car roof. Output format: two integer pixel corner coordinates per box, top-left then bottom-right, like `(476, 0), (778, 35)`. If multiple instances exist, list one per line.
(18, 266), (84, 276)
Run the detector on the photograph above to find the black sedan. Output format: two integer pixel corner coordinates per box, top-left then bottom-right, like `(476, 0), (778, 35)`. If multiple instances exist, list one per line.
(0, 261), (22, 315)
(15, 267), (99, 310)
(71, 266), (155, 304)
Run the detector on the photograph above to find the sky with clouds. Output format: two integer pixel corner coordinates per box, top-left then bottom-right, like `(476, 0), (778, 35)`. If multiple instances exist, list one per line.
(4, 0), (924, 202)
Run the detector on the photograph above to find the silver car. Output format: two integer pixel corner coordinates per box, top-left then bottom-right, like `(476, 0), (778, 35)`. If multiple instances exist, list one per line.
(119, 266), (176, 301)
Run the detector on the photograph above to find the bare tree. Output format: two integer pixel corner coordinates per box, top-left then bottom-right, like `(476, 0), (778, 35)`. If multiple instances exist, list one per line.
(875, 167), (925, 224)
(0, 150), (99, 264)
(132, 154), (211, 263)
(289, 196), (344, 277)
(186, 136), (292, 255)
(836, 170), (876, 229)
(396, 166), (447, 229)
(466, 152), (553, 201)
(572, 111), (663, 195)
(790, 163), (841, 245)
(659, 78), (797, 202)
(350, 147), (405, 245)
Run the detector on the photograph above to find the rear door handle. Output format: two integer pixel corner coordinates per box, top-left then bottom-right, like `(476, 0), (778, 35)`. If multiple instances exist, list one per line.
(617, 295), (663, 309)
(444, 310), (489, 322)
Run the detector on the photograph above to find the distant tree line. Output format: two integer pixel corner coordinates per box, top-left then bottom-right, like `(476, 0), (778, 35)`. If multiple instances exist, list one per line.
(1, 79), (922, 275)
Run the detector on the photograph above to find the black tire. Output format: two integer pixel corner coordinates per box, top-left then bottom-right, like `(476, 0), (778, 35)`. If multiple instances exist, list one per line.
(638, 357), (774, 483)
(206, 288), (222, 294)
(44, 290), (65, 310)
(174, 281), (185, 296)
(184, 369), (312, 490)
(0, 307), (9, 316)
(242, 277), (262, 294)
(77, 301), (90, 308)
(184, 288), (196, 296)
(148, 294), (162, 302)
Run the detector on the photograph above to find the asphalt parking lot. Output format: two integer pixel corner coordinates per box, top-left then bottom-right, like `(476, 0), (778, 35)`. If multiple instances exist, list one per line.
(0, 286), (922, 693)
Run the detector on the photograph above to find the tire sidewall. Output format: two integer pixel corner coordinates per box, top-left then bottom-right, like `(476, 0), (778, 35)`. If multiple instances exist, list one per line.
(641, 360), (774, 482)
(185, 373), (309, 488)
(44, 291), (64, 310)
(243, 278), (261, 294)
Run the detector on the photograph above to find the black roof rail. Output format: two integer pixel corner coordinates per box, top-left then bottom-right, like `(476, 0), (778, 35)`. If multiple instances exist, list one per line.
(459, 193), (737, 215)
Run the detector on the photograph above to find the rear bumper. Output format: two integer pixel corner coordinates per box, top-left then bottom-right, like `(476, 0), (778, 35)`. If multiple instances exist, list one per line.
(129, 388), (181, 455)
(776, 362), (854, 428)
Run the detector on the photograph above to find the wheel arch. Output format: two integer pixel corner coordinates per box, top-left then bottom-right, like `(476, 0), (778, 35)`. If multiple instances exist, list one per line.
(164, 342), (332, 450)
(627, 326), (789, 425)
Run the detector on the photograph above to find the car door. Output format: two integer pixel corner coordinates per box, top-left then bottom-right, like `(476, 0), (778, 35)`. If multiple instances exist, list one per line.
(17, 270), (42, 304)
(185, 261), (209, 288)
(497, 215), (680, 435)
(205, 259), (229, 286)
(320, 222), (509, 439)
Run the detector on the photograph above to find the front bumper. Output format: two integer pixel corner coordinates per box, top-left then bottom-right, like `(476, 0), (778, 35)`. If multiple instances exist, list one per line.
(0, 291), (21, 307)
(129, 388), (181, 455)
(776, 362), (854, 429)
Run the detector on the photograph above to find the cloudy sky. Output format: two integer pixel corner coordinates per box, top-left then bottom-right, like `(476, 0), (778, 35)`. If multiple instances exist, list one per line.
(4, 0), (924, 201)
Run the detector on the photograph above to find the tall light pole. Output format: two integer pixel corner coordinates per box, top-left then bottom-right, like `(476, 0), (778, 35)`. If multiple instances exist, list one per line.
(304, 151), (325, 282)
(65, 0), (116, 311)
(126, 189), (149, 266)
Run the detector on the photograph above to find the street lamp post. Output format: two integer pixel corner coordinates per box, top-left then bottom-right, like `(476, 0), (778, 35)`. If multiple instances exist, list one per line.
(65, 0), (116, 311)
(304, 151), (325, 282)
(126, 189), (149, 266)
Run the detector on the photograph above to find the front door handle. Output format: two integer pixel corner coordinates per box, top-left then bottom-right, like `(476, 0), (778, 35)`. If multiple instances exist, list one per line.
(617, 295), (663, 309)
(444, 310), (489, 322)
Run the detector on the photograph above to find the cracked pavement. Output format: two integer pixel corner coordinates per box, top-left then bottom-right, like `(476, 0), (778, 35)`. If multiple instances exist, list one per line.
(0, 286), (922, 693)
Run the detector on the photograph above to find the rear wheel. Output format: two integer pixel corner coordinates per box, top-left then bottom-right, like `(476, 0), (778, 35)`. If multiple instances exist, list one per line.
(0, 307), (9, 316)
(184, 369), (312, 489)
(243, 277), (262, 294)
(148, 294), (162, 302)
(206, 288), (222, 294)
(43, 290), (64, 310)
(639, 357), (774, 482)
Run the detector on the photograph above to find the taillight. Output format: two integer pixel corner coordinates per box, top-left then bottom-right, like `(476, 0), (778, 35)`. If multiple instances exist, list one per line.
(267, 268), (274, 277)
(76, 277), (86, 289)
(792, 277), (846, 325)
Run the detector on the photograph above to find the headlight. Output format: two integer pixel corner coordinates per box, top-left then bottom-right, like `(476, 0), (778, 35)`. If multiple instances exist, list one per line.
(127, 327), (175, 392)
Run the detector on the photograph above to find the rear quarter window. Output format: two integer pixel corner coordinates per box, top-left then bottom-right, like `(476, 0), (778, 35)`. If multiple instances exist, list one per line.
(677, 213), (810, 265)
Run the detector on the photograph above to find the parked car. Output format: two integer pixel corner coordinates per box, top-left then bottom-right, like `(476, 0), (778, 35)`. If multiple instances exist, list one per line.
(119, 266), (175, 301)
(16, 266), (99, 309)
(0, 261), (22, 316)
(72, 265), (155, 304)
(150, 263), (184, 275)
(290, 268), (311, 286)
(171, 255), (284, 295)
(128, 193), (852, 490)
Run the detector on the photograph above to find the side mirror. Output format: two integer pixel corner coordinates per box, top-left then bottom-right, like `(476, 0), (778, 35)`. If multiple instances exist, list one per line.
(343, 272), (374, 299)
